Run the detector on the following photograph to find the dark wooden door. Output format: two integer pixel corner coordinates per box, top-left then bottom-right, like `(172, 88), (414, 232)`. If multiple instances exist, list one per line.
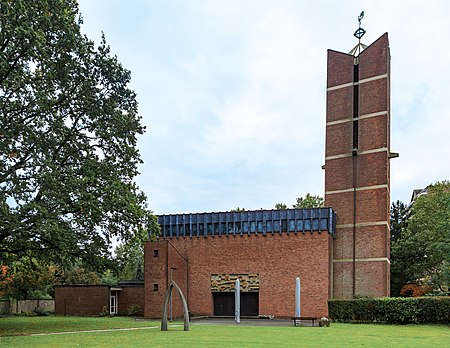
(213, 292), (234, 316)
(213, 292), (259, 316)
(241, 292), (259, 316)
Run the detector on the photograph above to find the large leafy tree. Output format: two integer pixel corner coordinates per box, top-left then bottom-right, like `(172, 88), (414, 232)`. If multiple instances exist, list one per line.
(0, 0), (156, 270)
(391, 181), (450, 294)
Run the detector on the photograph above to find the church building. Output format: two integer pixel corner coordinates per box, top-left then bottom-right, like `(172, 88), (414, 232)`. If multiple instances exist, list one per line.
(144, 33), (393, 319)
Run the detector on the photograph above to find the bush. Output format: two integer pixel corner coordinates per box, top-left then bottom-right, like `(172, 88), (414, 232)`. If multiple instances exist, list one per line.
(98, 306), (110, 317)
(400, 284), (432, 297)
(127, 304), (142, 317)
(328, 297), (450, 324)
(33, 307), (49, 316)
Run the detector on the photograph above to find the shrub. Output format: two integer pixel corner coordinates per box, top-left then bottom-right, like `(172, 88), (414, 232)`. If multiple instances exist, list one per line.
(127, 304), (142, 317)
(328, 297), (450, 324)
(400, 284), (432, 297)
(33, 307), (49, 316)
(319, 317), (331, 327)
(99, 306), (110, 317)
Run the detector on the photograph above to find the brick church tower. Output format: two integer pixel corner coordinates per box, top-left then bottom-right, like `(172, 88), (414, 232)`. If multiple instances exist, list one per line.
(325, 33), (392, 298)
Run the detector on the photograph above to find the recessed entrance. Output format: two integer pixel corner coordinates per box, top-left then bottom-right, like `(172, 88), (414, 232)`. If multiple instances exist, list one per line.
(213, 292), (259, 316)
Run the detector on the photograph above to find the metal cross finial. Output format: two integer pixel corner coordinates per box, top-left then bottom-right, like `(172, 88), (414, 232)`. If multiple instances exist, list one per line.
(354, 11), (366, 40)
(349, 11), (367, 56)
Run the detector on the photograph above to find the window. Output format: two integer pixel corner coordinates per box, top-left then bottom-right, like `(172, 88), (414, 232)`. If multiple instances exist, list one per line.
(153, 250), (159, 257)
(289, 220), (295, 232)
(153, 284), (159, 291)
(257, 221), (264, 233)
(273, 220), (280, 231)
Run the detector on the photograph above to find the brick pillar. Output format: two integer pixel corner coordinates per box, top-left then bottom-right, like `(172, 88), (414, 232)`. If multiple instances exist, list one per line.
(325, 33), (391, 298)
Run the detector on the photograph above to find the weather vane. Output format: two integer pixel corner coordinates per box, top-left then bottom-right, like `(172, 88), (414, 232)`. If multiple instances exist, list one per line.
(354, 11), (366, 40)
(349, 11), (367, 56)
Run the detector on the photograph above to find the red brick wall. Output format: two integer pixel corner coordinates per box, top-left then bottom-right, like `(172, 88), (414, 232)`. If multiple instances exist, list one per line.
(55, 286), (109, 316)
(325, 33), (391, 299)
(144, 240), (188, 319)
(145, 233), (331, 319)
(118, 286), (144, 316)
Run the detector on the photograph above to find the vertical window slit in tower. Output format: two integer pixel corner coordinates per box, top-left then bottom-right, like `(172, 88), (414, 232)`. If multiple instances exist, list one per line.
(353, 64), (359, 152)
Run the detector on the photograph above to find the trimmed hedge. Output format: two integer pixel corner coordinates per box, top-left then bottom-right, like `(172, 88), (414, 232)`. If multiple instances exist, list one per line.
(328, 297), (450, 324)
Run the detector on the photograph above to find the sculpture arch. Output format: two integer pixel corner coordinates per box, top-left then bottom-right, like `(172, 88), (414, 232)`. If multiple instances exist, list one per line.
(161, 280), (189, 331)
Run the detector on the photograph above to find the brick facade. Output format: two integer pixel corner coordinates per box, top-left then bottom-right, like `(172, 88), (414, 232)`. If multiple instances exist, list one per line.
(145, 233), (331, 319)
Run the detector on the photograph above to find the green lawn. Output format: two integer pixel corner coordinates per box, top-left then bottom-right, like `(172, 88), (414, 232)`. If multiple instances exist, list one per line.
(1, 316), (449, 347)
(0, 316), (158, 336)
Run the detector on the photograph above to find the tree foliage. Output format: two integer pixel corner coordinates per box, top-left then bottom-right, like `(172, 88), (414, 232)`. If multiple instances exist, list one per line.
(2, 259), (104, 299)
(0, 264), (13, 296)
(391, 181), (450, 294)
(389, 200), (409, 296)
(390, 200), (408, 243)
(292, 193), (324, 208)
(273, 194), (324, 210)
(114, 217), (159, 281)
(0, 0), (155, 269)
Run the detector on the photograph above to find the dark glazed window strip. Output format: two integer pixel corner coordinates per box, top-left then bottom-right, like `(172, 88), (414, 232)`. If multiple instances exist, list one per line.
(155, 208), (336, 239)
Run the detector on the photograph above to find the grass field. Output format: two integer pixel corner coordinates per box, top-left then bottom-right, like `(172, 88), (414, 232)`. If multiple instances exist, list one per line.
(1, 316), (449, 347)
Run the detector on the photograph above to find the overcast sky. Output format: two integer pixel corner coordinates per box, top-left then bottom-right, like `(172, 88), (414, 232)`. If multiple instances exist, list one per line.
(77, 0), (450, 215)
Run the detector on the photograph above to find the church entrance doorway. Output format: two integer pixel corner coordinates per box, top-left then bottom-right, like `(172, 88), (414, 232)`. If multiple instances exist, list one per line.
(213, 292), (259, 316)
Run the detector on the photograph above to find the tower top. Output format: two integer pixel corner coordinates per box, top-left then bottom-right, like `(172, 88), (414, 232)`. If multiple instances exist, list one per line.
(349, 11), (367, 56)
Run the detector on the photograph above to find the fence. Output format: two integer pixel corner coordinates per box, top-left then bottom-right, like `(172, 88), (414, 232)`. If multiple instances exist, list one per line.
(0, 300), (10, 315)
(0, 299), (54, 315)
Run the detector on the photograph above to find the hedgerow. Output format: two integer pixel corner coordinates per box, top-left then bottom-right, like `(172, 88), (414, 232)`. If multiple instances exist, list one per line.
(328, 297), (450, 324)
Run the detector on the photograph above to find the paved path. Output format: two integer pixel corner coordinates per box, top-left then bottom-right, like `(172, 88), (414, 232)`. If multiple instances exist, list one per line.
(191, 317), (313, 327)
(28, 326), (161, 336)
